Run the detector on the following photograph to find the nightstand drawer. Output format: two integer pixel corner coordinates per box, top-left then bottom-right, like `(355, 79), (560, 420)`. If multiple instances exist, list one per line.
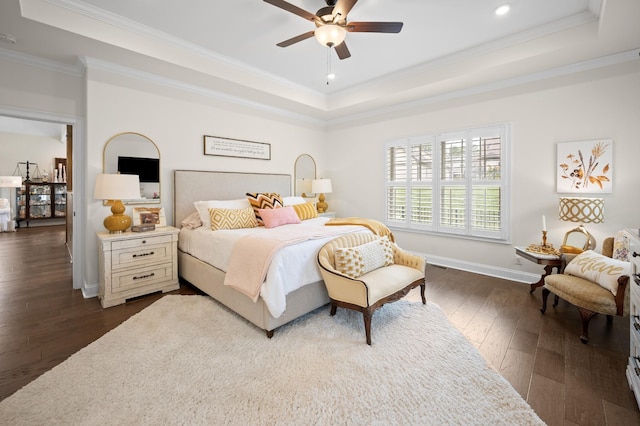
(111, 234), (173, 251)
(112, 242), (172, 269)
(111, 264), (173, 293)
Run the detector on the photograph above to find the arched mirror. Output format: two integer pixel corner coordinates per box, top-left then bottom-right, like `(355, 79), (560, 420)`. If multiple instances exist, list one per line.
(294, 154), (316, 197)
(103, 132), (160, 205)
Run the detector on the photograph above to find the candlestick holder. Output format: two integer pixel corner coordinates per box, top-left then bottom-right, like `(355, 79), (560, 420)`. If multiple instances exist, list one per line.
(542, 230), (548, 247)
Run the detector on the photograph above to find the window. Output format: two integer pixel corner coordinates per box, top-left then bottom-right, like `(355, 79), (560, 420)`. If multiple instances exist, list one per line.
(385, 124), (509, 241)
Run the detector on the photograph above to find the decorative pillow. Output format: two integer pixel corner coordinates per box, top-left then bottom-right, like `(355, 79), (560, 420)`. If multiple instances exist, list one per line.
(282, 196), (307, 206)
(564, 250), (630, 296)
(246, 192), (284, 226)
(292, 202), (318, 221)
(258, 206), (301, 228)
(334, 237), (394, 278)
(180, 211), (202, 230)
(208, 207), (258, 231)
(194, 199), (251, 227)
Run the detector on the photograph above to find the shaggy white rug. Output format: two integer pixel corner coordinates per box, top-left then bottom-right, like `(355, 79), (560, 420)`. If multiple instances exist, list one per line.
(0, 295), (543, 425)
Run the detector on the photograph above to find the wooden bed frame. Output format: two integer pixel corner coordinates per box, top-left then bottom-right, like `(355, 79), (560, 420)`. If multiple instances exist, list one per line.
(173, 170), (330, 337)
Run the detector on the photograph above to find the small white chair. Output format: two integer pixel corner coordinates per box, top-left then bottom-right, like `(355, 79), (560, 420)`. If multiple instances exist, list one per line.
(0, 198), (11, 232)
(317, 232), (426, 345)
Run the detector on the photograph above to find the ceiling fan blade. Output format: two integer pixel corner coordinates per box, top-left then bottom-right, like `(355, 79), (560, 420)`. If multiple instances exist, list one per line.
(333, 0), (358, 20)
(276, 30), (315, 47)
(334, 41), (351, 60)
(346, 22), (403, 33)
(263, 0), (317, 22)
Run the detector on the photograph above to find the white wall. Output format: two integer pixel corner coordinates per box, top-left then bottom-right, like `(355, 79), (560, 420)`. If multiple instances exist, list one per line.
(325, 61), (640, 280)
(0, 132), (66, 178)
(83, 65), (327, 293)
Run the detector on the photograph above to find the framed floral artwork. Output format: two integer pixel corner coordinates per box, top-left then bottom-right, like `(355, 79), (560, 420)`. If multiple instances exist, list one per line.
(557, 139), (612, 194)
(132, 207), (166, 227)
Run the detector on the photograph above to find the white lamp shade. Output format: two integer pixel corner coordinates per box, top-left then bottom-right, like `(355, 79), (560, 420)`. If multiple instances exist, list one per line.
(315, 24), (347, 47)
(312, 178), (332, 194)
(94, 174), (141, 200)
(0, 176), (22, 187)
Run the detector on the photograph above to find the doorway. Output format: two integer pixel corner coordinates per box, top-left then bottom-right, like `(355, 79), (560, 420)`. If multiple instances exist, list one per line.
(0, 110), (83, 290)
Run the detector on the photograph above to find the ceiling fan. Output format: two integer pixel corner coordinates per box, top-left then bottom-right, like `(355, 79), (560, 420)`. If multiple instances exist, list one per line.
(263, 0), (403, 60)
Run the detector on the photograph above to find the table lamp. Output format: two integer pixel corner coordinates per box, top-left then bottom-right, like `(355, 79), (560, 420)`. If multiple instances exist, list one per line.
(94, 173), (141, 233)
(312, 178), (332, 213)
(558, 196), (603, 250)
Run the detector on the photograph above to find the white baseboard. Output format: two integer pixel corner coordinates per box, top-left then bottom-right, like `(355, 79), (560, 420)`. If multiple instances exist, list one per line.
(421, 253), (541, 284)
(82, 282), (99, 299)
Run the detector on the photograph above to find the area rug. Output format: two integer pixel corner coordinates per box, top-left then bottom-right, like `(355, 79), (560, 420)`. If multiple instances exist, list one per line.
(0, 295), (544, 425)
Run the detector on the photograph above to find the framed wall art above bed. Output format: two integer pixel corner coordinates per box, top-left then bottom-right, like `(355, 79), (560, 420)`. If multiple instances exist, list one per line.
(203, 135), (271, 160)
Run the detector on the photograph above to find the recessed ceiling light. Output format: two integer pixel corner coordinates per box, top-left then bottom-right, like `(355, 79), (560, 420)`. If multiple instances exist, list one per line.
(495, 4), (511, 16)
(327, 73), (335, 80)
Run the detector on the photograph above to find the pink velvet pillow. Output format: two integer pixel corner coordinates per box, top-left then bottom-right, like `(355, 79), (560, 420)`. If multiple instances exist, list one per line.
(258, 206), (301, 228)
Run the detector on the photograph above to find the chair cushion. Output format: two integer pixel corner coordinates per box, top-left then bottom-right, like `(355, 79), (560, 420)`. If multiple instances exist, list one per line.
(544, 274), (618, 315)
(564, 250), (630, 296)
(360, 264), (424, 305)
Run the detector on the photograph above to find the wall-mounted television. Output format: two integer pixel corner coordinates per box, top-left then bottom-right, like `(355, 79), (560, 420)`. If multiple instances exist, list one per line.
(117, 156), (159, 183)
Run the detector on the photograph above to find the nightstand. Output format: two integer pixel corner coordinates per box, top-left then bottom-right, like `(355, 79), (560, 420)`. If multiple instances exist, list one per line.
(97, 226), (179, 308)
(318, 211), (336, 218)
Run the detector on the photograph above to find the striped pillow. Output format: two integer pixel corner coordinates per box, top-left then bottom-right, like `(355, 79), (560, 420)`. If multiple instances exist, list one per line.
(292, 202), (318, 220)
(246, 192), (284, 226)
(208, 207), (258, 231)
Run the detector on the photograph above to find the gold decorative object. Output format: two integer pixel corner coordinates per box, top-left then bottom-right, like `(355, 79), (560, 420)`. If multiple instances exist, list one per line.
(525, 243), (560, 256)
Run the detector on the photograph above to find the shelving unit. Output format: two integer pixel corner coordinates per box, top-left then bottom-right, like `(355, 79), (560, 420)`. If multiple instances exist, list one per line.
(16, 181), (67, 227)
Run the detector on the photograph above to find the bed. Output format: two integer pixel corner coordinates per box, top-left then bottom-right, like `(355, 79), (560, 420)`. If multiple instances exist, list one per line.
(173, 170), (365, 337)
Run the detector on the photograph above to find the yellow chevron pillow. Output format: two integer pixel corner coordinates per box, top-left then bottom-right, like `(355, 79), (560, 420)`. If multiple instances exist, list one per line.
(334, 237), (394, 278)
(292, 202), (318, 220)
(208, 207), (258, 231)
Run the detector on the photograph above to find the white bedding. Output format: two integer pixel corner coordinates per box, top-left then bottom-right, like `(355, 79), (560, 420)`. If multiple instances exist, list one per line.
(178, 217), (365, 318)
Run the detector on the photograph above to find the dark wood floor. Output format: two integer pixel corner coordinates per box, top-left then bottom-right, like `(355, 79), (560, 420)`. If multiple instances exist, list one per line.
(1, 226), (639, 425)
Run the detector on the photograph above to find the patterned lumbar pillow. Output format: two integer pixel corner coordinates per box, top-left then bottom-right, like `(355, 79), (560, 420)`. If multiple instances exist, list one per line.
(246, 192), (284, 226)
(334, 237), (394, 278)
(564, 250), (630, 296)
(292, 202), (318, 221)
(208, 207), (258, 231)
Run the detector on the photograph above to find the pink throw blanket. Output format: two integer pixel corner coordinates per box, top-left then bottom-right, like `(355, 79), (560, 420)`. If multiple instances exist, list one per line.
(224, 225), (363, 301)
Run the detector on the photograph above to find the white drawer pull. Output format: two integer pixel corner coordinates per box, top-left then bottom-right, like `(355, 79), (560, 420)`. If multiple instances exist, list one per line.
(133, 272), (155, 280)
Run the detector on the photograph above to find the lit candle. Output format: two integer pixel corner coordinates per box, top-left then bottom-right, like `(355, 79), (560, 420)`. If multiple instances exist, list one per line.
(542, 215), (546, 232)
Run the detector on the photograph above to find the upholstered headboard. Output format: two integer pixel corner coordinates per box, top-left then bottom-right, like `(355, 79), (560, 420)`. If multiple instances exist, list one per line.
(173, 170), (291, 226)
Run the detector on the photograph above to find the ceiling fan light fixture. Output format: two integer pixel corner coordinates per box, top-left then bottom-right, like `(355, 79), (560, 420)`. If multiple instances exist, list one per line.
(314, 24), (346, 47)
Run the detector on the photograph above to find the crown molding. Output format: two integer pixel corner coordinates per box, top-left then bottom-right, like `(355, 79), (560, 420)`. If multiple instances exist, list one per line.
(80, 57), (325, 126)
(0, 46), (83, 76)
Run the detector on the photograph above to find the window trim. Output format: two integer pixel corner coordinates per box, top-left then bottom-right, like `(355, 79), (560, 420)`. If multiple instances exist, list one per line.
(384, 123), (511, 242)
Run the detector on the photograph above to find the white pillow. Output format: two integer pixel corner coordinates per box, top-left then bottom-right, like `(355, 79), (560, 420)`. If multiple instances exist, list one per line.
(282, 196), (307, 206)
(564, 250), (630, 296)
(194, 199), (251, 226)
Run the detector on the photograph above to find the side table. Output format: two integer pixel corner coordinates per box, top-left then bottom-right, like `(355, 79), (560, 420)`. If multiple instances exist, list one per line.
(515, 247), (562, 293)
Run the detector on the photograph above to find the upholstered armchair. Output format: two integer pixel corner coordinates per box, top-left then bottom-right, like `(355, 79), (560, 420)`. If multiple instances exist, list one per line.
(541, 237), (630, 343)
(317, 232), (426, 345)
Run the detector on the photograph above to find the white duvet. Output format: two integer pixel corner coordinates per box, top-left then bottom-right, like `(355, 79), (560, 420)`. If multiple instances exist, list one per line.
(178, 217), (364, 318)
